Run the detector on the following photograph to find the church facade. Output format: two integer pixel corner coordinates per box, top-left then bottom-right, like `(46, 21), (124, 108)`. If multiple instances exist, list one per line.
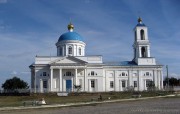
(29, 18), (163, 93)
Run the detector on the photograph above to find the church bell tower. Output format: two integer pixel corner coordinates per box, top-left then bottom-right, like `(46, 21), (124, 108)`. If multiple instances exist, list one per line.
(133, 17), (156, 65)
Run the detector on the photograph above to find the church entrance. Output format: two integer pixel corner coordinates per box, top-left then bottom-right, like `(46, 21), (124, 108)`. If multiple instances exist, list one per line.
(66, 80), (72, 92)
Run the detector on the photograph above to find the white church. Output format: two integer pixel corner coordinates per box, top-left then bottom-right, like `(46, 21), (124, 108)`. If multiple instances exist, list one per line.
(29, 18), (163, 93)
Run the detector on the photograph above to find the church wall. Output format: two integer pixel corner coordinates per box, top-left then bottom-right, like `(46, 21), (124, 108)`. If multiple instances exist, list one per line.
(76, 56), (103, 63)
(31, 67), (50, 93)
(31, 69), (35, 89)
(31, 65), (163, 93)
(77, 77), (84, 91)
(137, 58), (156, 65)
(51, 69), (59, 91)
(103, 66), (162, 91)
(86, 68), (104, 92)
(35, 57), (60, 64)
(86, 76), (104, 92)
(87, 68), (103, 77)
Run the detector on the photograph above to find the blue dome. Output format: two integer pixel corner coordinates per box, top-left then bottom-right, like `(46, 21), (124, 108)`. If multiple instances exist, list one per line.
(136, 23), (146, 27)
(58, 32), (83, 42)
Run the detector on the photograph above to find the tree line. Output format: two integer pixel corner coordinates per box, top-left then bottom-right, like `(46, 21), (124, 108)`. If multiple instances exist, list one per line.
(163, 77), (180, 86)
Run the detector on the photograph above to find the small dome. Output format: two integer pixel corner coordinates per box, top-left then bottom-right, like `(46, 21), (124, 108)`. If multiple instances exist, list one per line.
(136, 17), (146, 27)
(58, 32), (83, 42)
(136, 23), (146, 27)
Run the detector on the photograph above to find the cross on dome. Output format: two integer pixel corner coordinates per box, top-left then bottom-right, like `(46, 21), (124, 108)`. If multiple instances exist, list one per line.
(138, 17), (142, 24)
(67, 22), (74, 32)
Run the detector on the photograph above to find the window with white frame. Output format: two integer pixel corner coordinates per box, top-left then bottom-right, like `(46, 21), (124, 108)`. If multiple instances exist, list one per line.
(122, 72), (126, 76)
(43, 80), (47, 88)
(146, 80), (153, 87)
(59, 47), (63, 56)
(66, 71), (72, 76)
(140, 29), (145, 40)
(91, 80), (95, 88)
(68, 46), (72, 55)
(122, 80), (126, 88)
(144, 72), (151, 76)
(43, 72), (46, 76)
(146, 72), (150, 76)
(110, 81), (114, 88)
(91, 71), (95, 76)
(79, 47), (81, 55)
(134, 81), (137, 87)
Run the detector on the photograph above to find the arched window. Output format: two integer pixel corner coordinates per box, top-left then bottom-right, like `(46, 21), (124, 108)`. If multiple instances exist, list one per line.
(141, 47), (146, 57)
(122, 72), (125, 76)
(140, 29), (145, 40)
(79, 47), (81, 55)
(59, 47), (62, 56)
(68, 46), (72, 55)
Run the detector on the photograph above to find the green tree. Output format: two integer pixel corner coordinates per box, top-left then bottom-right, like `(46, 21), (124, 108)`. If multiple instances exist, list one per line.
(169, 77), (179, 86)
(164, 77), (179, 86)
(178, 79), (180, 86)
(147, 81), (157, 91)
(73, 85), (82, 95)
(2, 77), (29, 91)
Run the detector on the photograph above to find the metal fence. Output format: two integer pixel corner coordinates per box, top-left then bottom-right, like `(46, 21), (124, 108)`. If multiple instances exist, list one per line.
(0, 89), (30, 96)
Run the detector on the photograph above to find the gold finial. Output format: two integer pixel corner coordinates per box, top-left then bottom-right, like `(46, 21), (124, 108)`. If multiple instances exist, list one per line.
(138, 17), (142, 23)
(67, 22), (74, 32)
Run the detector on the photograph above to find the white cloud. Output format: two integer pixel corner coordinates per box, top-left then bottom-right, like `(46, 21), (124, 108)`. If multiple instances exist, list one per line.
(20, 71), (30, 74)
(165, 73), (180, 79)
(11, 71), (17, 75)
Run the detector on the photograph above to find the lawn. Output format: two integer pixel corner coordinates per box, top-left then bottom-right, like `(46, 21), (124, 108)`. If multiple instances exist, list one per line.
(0, 91), (174, 107)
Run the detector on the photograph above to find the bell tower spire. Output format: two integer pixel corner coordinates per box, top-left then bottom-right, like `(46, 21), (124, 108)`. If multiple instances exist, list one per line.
(133, 17), (156, 65)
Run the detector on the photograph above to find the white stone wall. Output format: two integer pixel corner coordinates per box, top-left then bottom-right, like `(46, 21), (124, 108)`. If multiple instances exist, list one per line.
(135, 27), (149, 41)
(31, 65), (163, 93)
(136, 58), (156, 65)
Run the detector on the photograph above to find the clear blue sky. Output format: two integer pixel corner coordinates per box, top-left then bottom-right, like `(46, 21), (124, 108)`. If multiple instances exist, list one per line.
(0, 0), (180, 87)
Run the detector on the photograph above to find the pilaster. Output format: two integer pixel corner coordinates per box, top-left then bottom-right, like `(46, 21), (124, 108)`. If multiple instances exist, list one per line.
(74, 68), (77, 85)
(128, 70), (132, 87)
(138, 70), (142, 91)
(50, 68), (53, 92)
(84, 69), (87, 91)
(59, 68), (62, 92)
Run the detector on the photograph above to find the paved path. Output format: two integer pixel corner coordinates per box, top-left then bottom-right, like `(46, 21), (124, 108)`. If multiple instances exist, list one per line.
(1, 97), (180, 114)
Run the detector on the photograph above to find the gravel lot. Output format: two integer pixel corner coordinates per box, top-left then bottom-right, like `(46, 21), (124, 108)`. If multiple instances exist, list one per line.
(1, 97), (180, 114)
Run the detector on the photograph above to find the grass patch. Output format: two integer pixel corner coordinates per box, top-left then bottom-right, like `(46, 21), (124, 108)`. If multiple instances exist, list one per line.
(0, 91), (174, 107)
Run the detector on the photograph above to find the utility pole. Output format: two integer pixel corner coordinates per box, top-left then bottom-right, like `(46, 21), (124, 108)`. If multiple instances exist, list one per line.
(166, 65), (169, 90)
